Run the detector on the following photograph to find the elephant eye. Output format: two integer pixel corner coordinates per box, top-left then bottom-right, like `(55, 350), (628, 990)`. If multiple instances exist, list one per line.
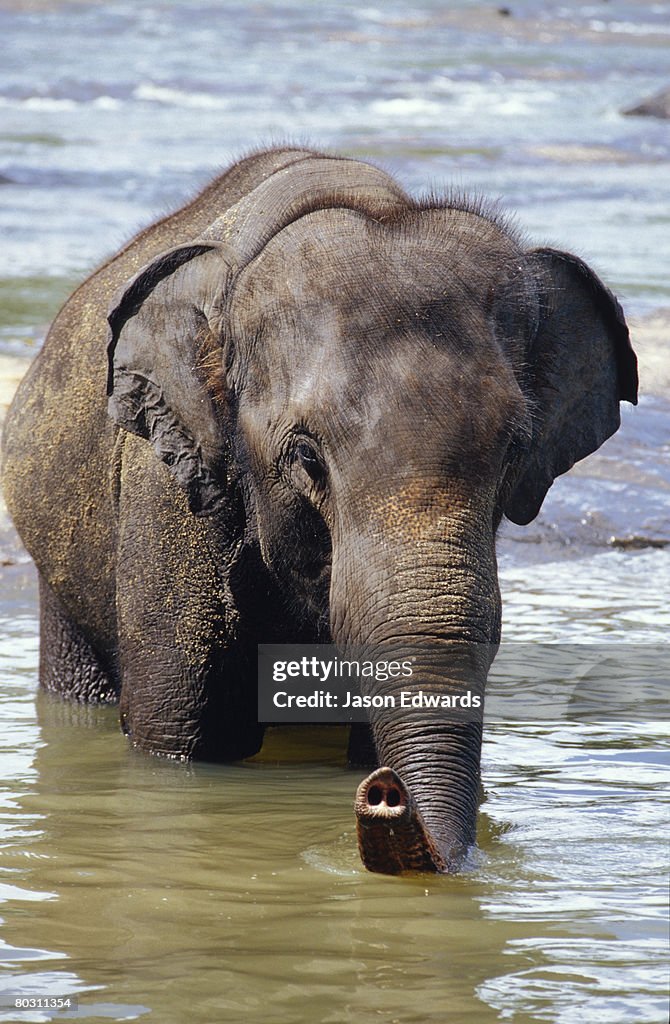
(293, 438), (327, 487)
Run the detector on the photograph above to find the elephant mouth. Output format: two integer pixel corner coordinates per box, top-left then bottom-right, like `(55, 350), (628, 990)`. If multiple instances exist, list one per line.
(354, 767), (448, 874)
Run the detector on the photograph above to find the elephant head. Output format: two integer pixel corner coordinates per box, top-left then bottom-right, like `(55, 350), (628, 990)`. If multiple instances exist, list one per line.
(107, 151), (638, 874)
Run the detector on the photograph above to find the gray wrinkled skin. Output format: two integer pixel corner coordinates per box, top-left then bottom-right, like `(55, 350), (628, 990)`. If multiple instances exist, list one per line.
(1, 147), (638, 874)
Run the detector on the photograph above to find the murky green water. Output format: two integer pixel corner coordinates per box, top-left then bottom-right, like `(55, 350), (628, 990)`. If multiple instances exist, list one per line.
(1, 557), (668, 1023)
(1, 1), (669, 1021)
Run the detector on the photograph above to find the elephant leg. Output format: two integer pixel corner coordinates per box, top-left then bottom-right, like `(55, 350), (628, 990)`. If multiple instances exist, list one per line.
(117, 639), (265, 762)
(38, 575), (119, 703)
(115, 437), (264, 762)
(347, 723), (378, 768)
(115, 547), (265, 762)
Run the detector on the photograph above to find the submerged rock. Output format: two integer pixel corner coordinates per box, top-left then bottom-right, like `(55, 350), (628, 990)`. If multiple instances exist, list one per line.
(623, 86), (670, 119)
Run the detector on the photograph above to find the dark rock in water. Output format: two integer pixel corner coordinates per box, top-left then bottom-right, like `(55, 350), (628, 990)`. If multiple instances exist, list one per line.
(610, 536), (669, 551)
(0, 174), (14, 185)
(623, 86), (670, 119)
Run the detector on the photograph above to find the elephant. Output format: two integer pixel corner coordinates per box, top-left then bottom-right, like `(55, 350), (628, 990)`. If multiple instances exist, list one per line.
(1, 146), (638, 875)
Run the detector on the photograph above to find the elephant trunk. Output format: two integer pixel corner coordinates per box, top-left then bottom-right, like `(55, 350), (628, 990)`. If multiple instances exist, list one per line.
(332, 503), (498, 875)
(355, 714), (484, 874)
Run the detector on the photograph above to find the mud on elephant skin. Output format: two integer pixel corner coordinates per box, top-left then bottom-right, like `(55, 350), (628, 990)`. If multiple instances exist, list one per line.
(1, 146), (638, 875)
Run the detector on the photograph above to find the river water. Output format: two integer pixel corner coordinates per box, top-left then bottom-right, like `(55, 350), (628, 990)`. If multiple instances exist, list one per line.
(0, 1), (669, 1022)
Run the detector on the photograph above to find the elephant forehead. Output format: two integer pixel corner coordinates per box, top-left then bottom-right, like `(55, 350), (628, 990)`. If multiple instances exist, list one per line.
(230, 207), (528, 455)
(239, 336), (526, 492)
(231, 219), (518, 388)
(230, 205), (516, 332)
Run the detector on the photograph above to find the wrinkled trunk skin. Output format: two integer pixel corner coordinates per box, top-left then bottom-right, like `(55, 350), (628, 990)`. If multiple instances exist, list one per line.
(358, 654), (488, 873)
(354, 714), (485, 875)
(332, 497), (499, 875)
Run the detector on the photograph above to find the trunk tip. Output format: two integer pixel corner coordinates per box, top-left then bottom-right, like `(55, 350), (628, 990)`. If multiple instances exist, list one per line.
(354, 766), (410, 820)
(354, 766), (449, 875)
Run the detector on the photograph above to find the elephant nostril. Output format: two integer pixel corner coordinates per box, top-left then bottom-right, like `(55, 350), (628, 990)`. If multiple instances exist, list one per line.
(386, 787), (401, 808)
(367, 785), (383, 806)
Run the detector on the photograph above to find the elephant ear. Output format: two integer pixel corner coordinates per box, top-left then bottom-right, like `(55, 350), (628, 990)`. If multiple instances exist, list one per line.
(107, 240), (235, 516)
(503, 248), (639, 526)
